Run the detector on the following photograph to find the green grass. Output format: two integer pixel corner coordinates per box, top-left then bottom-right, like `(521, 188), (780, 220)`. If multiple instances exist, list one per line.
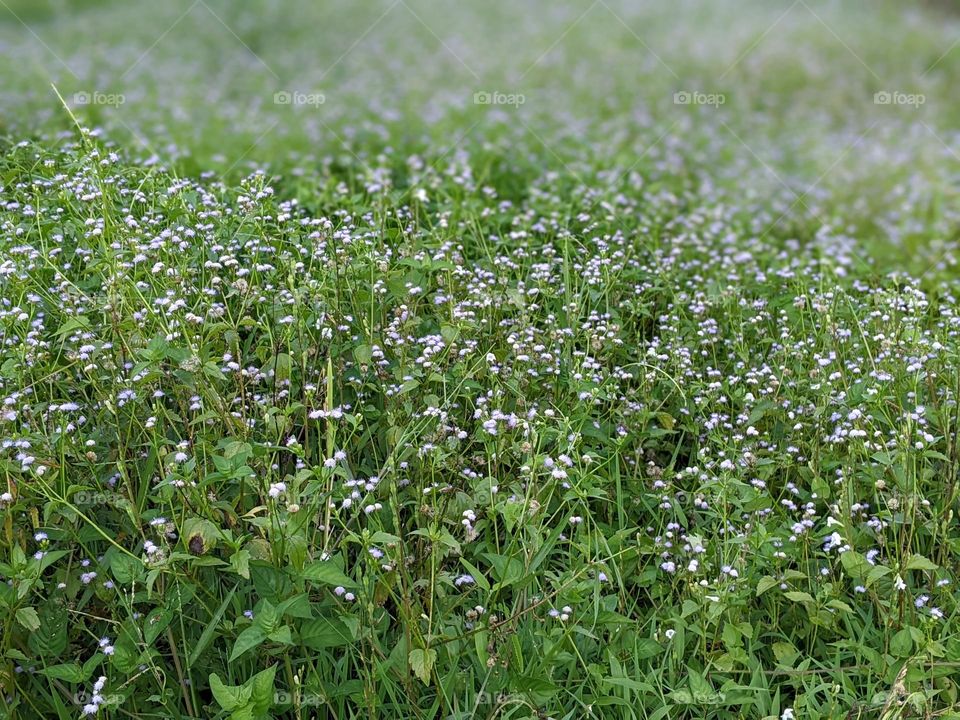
(1, 1), (960, 719)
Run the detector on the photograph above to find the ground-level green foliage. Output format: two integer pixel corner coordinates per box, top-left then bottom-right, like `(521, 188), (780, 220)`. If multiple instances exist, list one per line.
(3, 1), (960, 718)
(0, 127), (958, 718)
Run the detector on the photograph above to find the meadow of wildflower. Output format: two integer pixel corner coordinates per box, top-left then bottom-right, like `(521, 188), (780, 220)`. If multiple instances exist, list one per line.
(1, 0), (960, 718)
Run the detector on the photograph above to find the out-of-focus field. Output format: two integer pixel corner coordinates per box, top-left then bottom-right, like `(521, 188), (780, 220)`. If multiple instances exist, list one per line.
(2, 0), (959, 270)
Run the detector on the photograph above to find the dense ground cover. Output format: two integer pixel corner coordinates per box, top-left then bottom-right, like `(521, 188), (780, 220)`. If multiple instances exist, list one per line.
(2, 1), (960, 718)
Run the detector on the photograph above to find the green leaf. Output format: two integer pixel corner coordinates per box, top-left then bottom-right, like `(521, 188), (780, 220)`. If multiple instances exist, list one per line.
(82, 653), (103, 679)
(39, 663), (85, 682)
(35, 549), (68, 572)
(459, 558), (490, 592)
(905, 554), (938, 571)
(603, 676), (656, 693)
(275, 593), (313, 619)
(182, 517), (220, 553)
(110, 621), (143, 674)
(143, 607), (174, 646)
(16, 606), (40, 631)
(53, 316), (90, 337)
(299, 617), (357, 649)
(369, 531), (400, 544)
(10, 545), (25, 568)
(866, 564), (891, 587)
(513, 675), (558, 699)
(756, 576), (779, 596)
(772, 641), (799, 667)
(353, 344), (373, 365)
(689, 670), (720, 704)
(247, 665), (277, 717)
(839, 551), (869, 579)
(229, 626), (267, 662)
(230, 550), (251, 579)
(254, 601), (280, 633)
(891, 628), (913, 657)
(270, 353), (292, 384)
(209, 673), (252, 712)
(109, 552), (144, 584)
(634, 638), (663, 659)
(784, 591), (815, 604)
(301, 560), (356, 588)
(827, 599), (853, 614)
(267, 625), (292, 644)
(28, 604), (68, 657)
(188, 584), (236, 667)
(483, 552), (525, 588)
(409, 647), (437, 685)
